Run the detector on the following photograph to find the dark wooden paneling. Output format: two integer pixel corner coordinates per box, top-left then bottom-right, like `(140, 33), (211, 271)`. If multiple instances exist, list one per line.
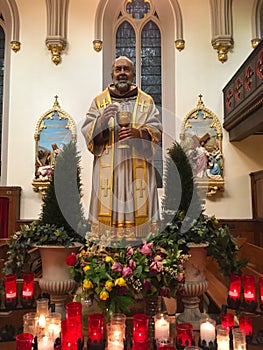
(0, 187), (21, 238)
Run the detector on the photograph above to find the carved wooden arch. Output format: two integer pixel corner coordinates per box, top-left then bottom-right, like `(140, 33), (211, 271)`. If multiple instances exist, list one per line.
(180, 95), (224, 197)
(93, 0), (184, 52)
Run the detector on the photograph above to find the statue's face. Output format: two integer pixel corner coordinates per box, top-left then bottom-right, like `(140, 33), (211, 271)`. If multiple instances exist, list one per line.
(112, 57), (135, 93)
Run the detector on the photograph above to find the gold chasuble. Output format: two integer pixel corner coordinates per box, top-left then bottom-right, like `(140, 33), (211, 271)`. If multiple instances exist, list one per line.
(82, 86), (162, 241)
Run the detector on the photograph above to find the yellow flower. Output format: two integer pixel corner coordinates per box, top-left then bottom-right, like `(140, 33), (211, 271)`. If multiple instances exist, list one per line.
(79, 249), (86, 257)
(105, 280), (113, 291)
(100, 290), (109, 300)
(83, 265), (90, 272)
(115, 277), (126, 287)
(105, 256), (114, 264)
(83, 279), (93, 289)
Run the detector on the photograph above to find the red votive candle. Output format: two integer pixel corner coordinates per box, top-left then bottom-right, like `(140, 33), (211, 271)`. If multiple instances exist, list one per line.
(22, 272), (34, 307)
(243, 275), (257, 311)
(61, 319), (78, 350)
(227, 273), (241, 308)
(260, 277), (263, 310)
(176, 323), (194, 347)
(66, 301), (82, 340)
(243, 275), (256, 302)
(132, 314), (149, 343)
(221, 313), (234, 330)
(22, 273), (34, 299)
(239, 315), (253, 336)
(16, 333), (34, 350)
(4, 273), (17, 308)
(88, 313), (105, 343)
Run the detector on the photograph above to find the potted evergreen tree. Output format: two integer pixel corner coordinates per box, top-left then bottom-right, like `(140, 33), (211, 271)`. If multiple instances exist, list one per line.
(4, 141), (88, 315)
(150, 142), (247, 326)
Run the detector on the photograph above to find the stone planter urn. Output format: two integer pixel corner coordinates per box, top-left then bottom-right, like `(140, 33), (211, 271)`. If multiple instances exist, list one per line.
(177, 243), (209, 330)
(38, 245), (80, 318)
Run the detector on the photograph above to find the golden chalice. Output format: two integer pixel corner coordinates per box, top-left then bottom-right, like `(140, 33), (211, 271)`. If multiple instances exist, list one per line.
(117, 111), (131, 148)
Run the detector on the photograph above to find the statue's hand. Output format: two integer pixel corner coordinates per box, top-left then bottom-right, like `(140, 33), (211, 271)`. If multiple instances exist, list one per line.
(100, 104), (118, 129)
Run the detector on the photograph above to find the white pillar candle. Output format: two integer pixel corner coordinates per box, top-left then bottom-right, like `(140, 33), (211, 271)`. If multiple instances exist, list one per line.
(200, 318), (216, 344)
(38, 336), (54, 350)
(108, 339), (124, 350)
(154, 313), (170, 340)
(217, 339), (230, 350)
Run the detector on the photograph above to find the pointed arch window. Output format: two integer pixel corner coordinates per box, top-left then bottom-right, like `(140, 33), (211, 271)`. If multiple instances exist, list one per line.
(0, 26), (5, 175)
(115, 4), (163, 187)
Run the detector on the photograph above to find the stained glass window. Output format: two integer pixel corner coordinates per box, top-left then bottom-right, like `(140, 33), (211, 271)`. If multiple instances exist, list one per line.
(116, 21), (136, 69)
(0, 26), (4, 175)
(141, 21), (162, 187)
(125, 0), (151, 19)
(115, 16), (162, 186)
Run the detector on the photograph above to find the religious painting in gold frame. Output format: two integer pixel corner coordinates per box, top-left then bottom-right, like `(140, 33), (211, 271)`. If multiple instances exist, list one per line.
(180, 95), (224, 196)
(32, 96), (76, 195)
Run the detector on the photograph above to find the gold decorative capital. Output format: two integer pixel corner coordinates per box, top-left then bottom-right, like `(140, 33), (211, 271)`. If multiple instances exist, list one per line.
(251, 38), (261, 49)
(93, 39), (103, 52)
(175, 39), (185, 52)
(10, 41), (21, 53)
(212, 38), (234, 63)
(46, 38), (67, 65)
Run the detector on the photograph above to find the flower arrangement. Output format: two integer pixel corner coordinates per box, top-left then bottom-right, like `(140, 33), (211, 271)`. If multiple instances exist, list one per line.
(66, 234), (188, 317)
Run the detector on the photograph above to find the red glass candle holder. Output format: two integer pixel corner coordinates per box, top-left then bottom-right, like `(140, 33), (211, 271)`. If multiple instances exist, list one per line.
(61, 319), (78, 350)
(87, 313), (105, 350)
(175, 323), (194, 349)
(4, 273), (17, 309)
(259, 277), (263, 312)
(16, 333), (34, 350)
(66, 301), (82, 341)
(21, 272), (35, 308)
(221, 313), (234, 330)
(227, 273), (241, 309)
(243, 275), (257, 312)
(239, 315), (253, 343)
(132, 314), (149, 343)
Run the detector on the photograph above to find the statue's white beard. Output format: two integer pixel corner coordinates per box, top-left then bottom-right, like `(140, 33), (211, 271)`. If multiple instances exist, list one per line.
(113, 79), (132, 93)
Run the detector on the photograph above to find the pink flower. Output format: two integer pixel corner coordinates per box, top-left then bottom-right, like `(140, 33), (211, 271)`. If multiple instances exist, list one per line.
(129, 259), (136, 270)
(111, 262), (123, 272)
(126, 246), (134, 256)
(66, 253), (77, 266)
(122, 267), (133, 278)
(149, 261), (163, 274)
(141, 242), (153, 255)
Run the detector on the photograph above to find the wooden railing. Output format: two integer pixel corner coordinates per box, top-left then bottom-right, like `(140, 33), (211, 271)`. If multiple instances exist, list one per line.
(223, 39), (263, 141)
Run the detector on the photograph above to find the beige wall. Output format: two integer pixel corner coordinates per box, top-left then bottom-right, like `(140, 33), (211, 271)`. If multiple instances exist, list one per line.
(2, 0), (263, 221)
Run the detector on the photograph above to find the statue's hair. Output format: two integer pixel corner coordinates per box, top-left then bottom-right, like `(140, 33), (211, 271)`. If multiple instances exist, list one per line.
(111, 56), (135, 75)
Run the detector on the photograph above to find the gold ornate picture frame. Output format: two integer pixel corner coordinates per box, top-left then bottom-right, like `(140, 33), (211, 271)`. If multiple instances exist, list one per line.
(180, 95), (224, 196)
(32, 96), (76, 195)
